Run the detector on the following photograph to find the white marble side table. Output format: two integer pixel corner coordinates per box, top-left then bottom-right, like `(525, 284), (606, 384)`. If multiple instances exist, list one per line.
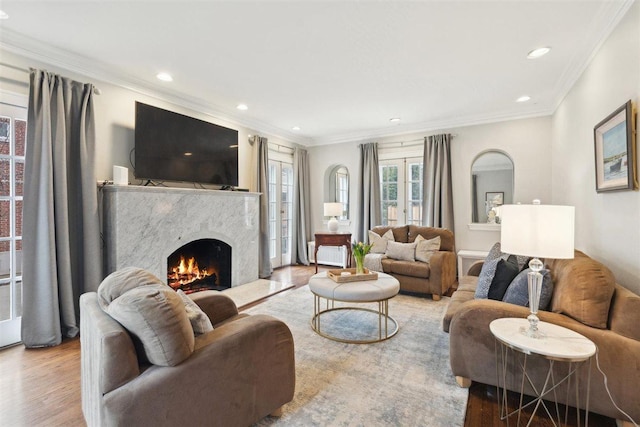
(490, 318), (597, 427)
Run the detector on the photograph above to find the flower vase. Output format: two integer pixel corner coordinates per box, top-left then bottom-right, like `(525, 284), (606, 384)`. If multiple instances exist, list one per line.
(354, 254), (365, 275)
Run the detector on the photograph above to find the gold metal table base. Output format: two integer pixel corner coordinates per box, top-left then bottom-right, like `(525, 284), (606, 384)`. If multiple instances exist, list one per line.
(311, 293), (398, 344)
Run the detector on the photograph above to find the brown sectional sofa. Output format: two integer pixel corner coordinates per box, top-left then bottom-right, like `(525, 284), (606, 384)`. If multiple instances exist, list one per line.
(369, 225), (457, 300)
(444, 250), (640, 423)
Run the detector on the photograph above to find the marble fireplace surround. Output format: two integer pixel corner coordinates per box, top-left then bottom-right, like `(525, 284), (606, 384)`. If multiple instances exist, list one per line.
(102, 186), (260, 287)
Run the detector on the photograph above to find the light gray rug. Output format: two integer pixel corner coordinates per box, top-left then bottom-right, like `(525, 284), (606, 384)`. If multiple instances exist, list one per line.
(246, 286), (468, 426)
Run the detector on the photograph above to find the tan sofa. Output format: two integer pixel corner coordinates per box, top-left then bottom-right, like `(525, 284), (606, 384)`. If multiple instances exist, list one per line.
(444, 250), (640, 423)
(80, 288), (295, 426)
(369, 225), (456, 300)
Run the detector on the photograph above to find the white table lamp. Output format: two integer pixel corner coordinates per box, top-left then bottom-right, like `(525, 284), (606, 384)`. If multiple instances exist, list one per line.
(500, 203), (575, 338)
(324, 203), (343, 232)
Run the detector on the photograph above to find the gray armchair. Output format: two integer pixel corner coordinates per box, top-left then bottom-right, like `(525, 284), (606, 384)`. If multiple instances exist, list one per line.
(80, 289), (295, 427)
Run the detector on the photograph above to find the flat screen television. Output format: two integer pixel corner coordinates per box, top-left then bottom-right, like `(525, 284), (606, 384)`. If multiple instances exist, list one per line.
(134, 102), (239, 186)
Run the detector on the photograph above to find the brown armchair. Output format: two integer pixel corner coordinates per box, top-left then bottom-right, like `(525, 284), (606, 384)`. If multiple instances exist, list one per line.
(80, 289), (295, 426)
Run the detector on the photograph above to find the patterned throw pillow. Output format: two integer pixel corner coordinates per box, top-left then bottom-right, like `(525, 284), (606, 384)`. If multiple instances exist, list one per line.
(474, 242), (505, 299)
(414, 235), (441, 263)
(177, 290), (214, 335)
(369, 229), (395, 254)
(385, 241), (417, 261)
(503, 268), (554, 311)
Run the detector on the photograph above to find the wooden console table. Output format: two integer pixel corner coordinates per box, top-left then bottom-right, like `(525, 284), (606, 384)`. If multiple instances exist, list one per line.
(314, 233), (352, 273)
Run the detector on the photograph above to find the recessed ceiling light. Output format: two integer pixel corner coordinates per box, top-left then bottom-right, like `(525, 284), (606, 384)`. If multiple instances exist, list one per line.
(156, 72), (173, 82)
(516, 95), (531, 103)
(527, 47), (551, 59)
(292, 126), (301, 131)
(389, 117), (401, 122)
(236, 104), (248, 111)
(0, 10), (9, 19)
(184, 152), (193, 156)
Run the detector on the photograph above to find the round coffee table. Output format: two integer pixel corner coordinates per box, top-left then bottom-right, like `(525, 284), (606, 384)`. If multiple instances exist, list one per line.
(308, 271), (400, 344)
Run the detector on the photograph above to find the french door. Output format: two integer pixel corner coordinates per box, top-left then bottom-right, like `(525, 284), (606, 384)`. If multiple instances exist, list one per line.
(0, 91), (26, 347)
(380, 157), (423, 226)
(268, 159), (293, 268)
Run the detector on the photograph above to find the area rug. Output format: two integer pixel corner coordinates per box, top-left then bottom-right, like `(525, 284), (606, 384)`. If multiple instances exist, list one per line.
(246, 286), (468, 426)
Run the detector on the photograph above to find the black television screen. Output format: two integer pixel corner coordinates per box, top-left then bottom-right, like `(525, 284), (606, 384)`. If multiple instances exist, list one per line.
(134, 102), (239, 186)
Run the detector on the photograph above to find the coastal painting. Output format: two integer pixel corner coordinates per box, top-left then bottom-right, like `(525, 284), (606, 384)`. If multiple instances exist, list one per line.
(594, 101), (636, 192)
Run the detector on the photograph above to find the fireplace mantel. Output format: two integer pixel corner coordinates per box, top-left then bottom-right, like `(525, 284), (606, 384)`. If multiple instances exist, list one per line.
(102, 185), (260, 287)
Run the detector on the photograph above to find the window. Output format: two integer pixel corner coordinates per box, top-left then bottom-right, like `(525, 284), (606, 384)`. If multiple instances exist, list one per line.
(268, 145), (294, 268)
(379, 157), (423, 226)
(0, 102), (26, 347)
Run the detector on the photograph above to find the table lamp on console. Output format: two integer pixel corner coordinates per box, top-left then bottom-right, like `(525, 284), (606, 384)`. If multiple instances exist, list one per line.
(324, 202), (343, 233)
(500, 201), (575, 338)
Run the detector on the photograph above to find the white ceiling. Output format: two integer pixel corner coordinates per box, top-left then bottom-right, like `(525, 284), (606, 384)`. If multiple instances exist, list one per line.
(0, 1), (634, 146)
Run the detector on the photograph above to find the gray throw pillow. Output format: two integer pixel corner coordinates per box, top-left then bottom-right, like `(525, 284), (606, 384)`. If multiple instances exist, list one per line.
(385, 241), (417, 261)
(474, 257), (501, 299)
(98, 267), (167, 310)
(107, 286), (195, 366)
(503, 268), (554, 311)
(177, 290), (214, 335)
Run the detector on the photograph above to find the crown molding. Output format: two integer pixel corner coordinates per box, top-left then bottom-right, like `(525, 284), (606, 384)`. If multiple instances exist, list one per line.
(0, 29), (313, 146)
(309, 108), (552, 146)
(550, 0), (635, 113)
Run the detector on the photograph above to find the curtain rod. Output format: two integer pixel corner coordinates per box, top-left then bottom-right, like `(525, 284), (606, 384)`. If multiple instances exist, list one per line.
(0, 62), (101, 95)
(378, 133), (458, 147)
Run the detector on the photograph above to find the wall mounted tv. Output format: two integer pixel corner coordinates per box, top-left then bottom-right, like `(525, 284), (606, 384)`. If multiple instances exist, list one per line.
(134, 102), (239, 186)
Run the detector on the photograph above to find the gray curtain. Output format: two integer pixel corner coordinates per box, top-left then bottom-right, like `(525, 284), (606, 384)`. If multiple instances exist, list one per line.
(356, 142), (381, 243)
(292, 148), (311, 265)
(22, 69), (102, 347)
(250, 135), (272, 278)
(422, 134), (454, 232)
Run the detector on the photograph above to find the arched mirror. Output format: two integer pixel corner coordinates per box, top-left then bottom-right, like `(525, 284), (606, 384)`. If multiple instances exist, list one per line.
(471, 151), (514, 223)
(324, 165), (349, 220)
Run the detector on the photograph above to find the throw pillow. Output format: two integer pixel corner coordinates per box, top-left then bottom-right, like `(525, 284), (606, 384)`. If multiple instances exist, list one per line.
(487, 255), (520, 301)
(176, 290), (214, 335)
(486, 242), (503, 262)
(385, 241), (417, 262)
(474, 257), (501, 299)
(97, 267), (167, 310)
(485, 241), (531, 269)
(414, 235), (441, 263)
(503, 268), (554, 311)
(369, 229), (395, 254)
(550, 256), (615, 329)
(107, 286), (195, 366)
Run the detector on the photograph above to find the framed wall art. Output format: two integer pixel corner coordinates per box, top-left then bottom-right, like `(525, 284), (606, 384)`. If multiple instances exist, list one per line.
(485, 191), (504, 205)
(594, 100), (638, 192)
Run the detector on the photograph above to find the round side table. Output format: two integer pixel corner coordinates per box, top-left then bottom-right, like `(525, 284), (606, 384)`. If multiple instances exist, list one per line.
(490, 317), (596, 427)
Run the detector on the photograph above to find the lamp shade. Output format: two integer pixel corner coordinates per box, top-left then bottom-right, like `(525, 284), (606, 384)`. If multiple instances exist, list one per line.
(500, 204), (575, 259)
(323, 202), (343, 217)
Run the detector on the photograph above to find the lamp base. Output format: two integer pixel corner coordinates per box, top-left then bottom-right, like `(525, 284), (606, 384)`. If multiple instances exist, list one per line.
(327, 217), (339, 232)
(523, 257), (545, 339)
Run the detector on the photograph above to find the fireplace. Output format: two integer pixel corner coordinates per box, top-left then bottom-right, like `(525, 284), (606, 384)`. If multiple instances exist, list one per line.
(102, 186), (259, 289)
(167, 239), (231, 293)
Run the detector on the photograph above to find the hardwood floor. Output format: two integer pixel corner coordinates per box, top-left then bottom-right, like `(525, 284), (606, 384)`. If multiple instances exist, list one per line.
(0, 265), (616, 427)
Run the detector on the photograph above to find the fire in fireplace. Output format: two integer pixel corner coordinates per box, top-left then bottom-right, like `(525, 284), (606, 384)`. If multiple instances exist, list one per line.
(167, 239), (231, 293)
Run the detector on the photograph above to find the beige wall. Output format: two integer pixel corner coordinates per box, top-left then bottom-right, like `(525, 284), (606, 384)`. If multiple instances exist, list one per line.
(551, 1), (640, 293)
